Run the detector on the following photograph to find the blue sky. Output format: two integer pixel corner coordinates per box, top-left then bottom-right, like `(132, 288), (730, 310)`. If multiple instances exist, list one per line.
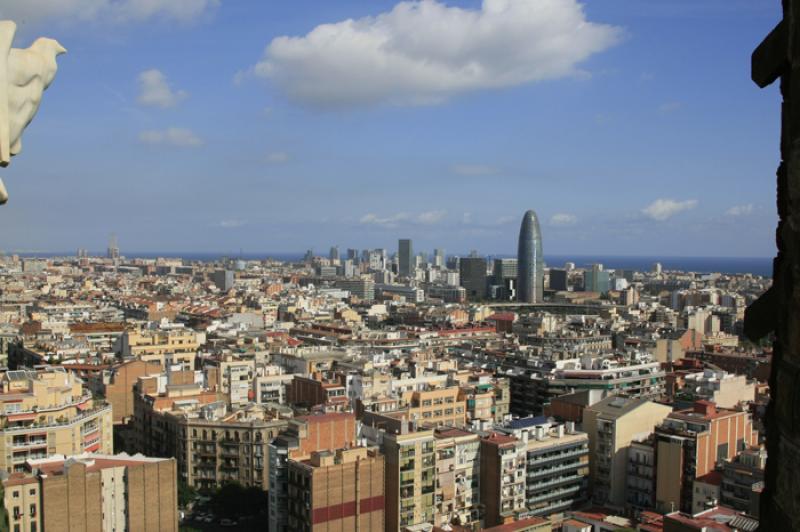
(0, 0), (782, 257)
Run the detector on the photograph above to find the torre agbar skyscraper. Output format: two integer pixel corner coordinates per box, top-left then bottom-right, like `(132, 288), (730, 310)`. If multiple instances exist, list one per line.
(517, 210), (544, 303)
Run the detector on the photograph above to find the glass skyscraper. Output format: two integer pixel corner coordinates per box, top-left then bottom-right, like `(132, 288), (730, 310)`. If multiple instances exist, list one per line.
(517, 210), (544, 303)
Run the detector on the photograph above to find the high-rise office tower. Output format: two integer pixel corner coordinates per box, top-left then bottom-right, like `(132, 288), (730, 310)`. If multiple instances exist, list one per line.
(329, 246), (340, 262)
(433, 248), (445, 268)
(398, 239), (414, 278)
(517, 210), (544, 303)
(460, 256), (488, 300)
(107, 233), (120, 260)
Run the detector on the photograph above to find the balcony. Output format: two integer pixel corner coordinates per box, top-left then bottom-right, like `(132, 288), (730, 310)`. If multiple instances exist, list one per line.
(527, 460), (585, 480)
(527, 484), (581, 504)
(2, 404), (111, 434)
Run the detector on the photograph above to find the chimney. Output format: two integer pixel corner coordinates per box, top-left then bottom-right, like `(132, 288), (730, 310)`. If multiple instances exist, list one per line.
(566, 421), (575, 434)
(556, 424), (565, 439)
(693, 400), (716, 417)
(535, 426), (545, 441)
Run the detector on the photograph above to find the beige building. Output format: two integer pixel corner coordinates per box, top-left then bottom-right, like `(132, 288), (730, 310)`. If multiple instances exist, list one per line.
(287, 447), (385, 532)
(3, 453), (177, 532)
(434, 427), (481, 527)
(0, 367), (113, 473)
(94, 359), (162, 424)
(655, 401), (758, 513)
(382, 427), (437, 530)
(133, 382), (287, 491)
(678, 369), (756, 409)
(401, 386), (466, 428)
(120, 328), (199, 369)
(480, 432), (528, 527)
(583, 397), (672, 509)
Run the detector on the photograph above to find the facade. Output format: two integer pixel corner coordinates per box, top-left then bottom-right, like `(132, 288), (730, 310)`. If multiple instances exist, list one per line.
(0, 368), (113, 473)
(720, 447), (765, 517)
(502, 418), (590, 518)
(286, 447), (385, 532)
(654, 401), (759, 513)
(517, 210), (544, 303)
(433, 427), (481, 527)
(460, 257), (488, 301)
(120, 328), (199, 369)
(269, 413), (359, 532)
(480, 432), (527, 527)
(3, 453), (178, 532)
(549, 269), (567, 291)
(583, 396), (672, 509)
(627, 438), (657, 511)
(398, 239), (414, 278)
(133, 385), (286, 491)
(95, 359), (162, 424)
(382, 428), (437, 531)
(336, 279), (376, 301)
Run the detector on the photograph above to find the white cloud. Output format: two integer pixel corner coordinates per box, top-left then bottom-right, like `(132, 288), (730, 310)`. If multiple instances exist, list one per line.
(726, 204), (754, 217)
(550, 213), (577, 226)
(658, 101), (682, 114)
(219, 219), (245, 228)
(0, 0), (219, 25)
(641, 198), (697, 221)
(266, 151), (289, 163)
(451, 164), (498, 176)
(416, 210), (447, 224)
(253, 0), (621, 108)
(360, 210), (446, 228)
(137, 69), (187, 108)
(139, 127), (203, 147)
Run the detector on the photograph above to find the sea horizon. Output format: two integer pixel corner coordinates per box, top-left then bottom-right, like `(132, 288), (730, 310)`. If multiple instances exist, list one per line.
(6, 251), (774, 277)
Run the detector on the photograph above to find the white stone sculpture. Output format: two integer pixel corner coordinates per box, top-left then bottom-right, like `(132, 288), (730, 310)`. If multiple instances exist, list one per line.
(0, 20), (66, 205)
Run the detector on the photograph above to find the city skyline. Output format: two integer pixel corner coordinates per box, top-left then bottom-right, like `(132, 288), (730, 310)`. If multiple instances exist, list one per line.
(0, 0), (782, 257)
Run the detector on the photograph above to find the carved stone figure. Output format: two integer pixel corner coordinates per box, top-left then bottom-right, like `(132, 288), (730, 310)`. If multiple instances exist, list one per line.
(0, 20), (66, 204)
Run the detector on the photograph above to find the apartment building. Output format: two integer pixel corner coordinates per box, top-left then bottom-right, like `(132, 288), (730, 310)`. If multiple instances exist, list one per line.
(720, 447), (766, 517)
(93, 358), (162, 424)
(626, 437), (657, 511)
(402, 386), (466, 428)
(269, 413), (359, 532)
(3, 453), (177, 532)
(0, 367), (113, 473)
(501, 418), (590, 518)
(133, 379), (286, 491)
(382, 427), (437, 531)
(433, 427), (481, 527)
(480, 432), (527, 527)
(676, 369), (756, 409)
(119, 327), (199, 369)
(286, 447), (385, 532)
(654, 401), (758, 513)
(583, 396), (672, 509)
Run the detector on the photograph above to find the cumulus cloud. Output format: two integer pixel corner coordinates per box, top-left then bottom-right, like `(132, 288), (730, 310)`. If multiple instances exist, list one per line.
(266, 151), (289, 163)
(726, 204), (754, 217)
(451, 164), (498, 176)
(641, 198), (697, 221)
(219, 219), (246, 228)
(137, 69), (187, 108)
(252, 0), (622, 108)
(0, 0), (219, 25)
(360, 210), (446, 228)
(139, 127), (203, 147)
(658, 101), (682, 114)
(550, 213), (577, 226)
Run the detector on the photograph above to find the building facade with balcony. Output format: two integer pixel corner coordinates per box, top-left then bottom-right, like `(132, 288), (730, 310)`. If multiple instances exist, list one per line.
(0, 367), (113, 473)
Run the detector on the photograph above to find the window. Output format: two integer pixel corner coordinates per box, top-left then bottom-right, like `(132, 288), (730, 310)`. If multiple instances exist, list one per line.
(717, 443), (729, 462)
